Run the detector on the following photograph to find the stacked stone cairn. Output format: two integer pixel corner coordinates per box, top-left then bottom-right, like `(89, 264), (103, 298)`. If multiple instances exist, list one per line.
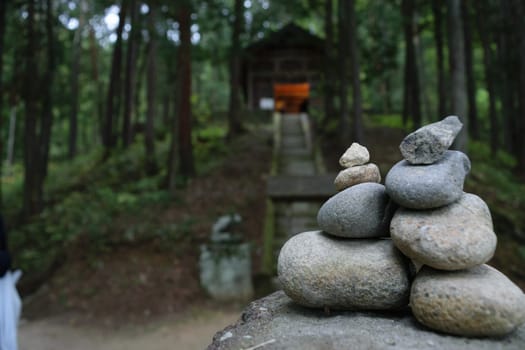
(278, 116), (525, 338)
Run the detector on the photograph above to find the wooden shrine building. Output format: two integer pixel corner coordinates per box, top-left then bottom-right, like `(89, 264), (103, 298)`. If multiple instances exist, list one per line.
(241, 23), (325, 113)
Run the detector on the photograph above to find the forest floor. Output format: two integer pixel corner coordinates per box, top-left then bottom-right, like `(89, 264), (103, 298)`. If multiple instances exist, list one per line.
(19, 125), (273, 349)
(17, 119), (525, 349)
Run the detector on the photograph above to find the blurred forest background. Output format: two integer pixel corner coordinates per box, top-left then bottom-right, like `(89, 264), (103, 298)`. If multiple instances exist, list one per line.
(0, 0), (525, 321)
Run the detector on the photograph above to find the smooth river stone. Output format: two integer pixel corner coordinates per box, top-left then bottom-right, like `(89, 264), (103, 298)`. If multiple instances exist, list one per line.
(333, 163), (381, 191)
(339, 142), (370, 168)
(400, 116), (463, 164)
(411, 265), (525, 337)
(317, 183), (392, 238)
(385, 150), (471, 209)
(278, 231), (412, 310)
(390, 193), (496, 270)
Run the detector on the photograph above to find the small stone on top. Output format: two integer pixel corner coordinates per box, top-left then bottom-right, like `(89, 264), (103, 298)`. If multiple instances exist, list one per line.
(400, 115), (463, 165)
(339, 142), (370, 168)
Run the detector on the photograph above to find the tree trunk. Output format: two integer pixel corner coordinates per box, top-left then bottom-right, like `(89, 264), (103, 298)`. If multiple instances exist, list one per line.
(348, 0), (364, 143)
(512, 0), (525, 174)
(447, 0), (468, 152)
(132, 40), (146, 143)
(402, 44), (410, 127)
(89, 17), (103, 145)
(6, 107), (16, 167)
(497, 1), (517, 155)
(162, 89), (170, 128)
(166, 64), (178, 190)
(461, 0), (478, 140)
(385, 78), (392, 113)
(69, 2), (85, 159)
(322, 0), (335, 127)
(338, 0), (350, 143)
(474, 1), (498, 154)
(38, 0), (56, 187)
(104, 0), (127, 152)
(166, 99), (178, 190)
(177, 4), (195, 178)
(22, 0), (55, 216)
(144, 3), (157, 175)
(0, 0), (6, 207)
(415, 20), (431, 123)
(23, 0), (39, 217)
(226, 0), (244, 140)
(402, 0), (421, 129)
(432, 0), (447, 119)
(122, 0), (138, 148)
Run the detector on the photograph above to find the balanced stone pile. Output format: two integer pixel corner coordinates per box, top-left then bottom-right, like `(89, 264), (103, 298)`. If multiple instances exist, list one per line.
(278, 116), (525, 338)
(279, 144), (411, 311)
(333, 142), (381, 191)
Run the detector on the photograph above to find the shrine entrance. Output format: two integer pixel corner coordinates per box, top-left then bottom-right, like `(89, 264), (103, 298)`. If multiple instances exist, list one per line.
(241, 23), (324, 112)
(273, 83), (310, 114)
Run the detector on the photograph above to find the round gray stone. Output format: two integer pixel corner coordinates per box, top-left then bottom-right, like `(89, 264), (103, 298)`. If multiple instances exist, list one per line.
(334, 163), (381, 191)
(400, 116), (463, 164)
(278, 231), (412, 310)
(411, 265), (525, 337)
(317, 182), (392, 238)
(385, 150), (471, 209)
(390, 193), (496, 270)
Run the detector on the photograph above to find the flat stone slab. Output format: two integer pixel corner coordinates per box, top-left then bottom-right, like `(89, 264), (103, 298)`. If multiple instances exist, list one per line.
(208, 291), (525, 350)
(267, 175), (337, 199)
(280, 148), (311, 157)
(280, 161), (316, 175)
(281, 136), (305, 149)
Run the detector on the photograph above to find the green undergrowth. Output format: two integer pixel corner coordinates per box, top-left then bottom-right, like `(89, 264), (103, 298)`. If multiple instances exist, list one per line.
(3, 123), (231, 284)
(366, 113), (413, 130)
(466, 141), (525, 238)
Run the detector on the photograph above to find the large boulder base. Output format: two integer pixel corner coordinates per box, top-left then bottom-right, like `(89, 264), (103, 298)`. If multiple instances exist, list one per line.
(278, 231), (412, 310)
(208, 291), (525, 350)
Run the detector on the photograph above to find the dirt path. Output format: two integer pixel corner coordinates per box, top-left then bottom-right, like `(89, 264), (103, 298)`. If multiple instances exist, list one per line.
(19, 308), (241, 350)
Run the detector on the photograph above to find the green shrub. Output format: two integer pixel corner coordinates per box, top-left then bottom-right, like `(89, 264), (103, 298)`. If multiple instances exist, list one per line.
(366, 113), (411, 130)
(467, 141), (525, 234)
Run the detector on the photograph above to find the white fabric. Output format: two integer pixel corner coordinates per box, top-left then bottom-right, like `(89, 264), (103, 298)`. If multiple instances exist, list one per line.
(0, 271), (21, 350)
